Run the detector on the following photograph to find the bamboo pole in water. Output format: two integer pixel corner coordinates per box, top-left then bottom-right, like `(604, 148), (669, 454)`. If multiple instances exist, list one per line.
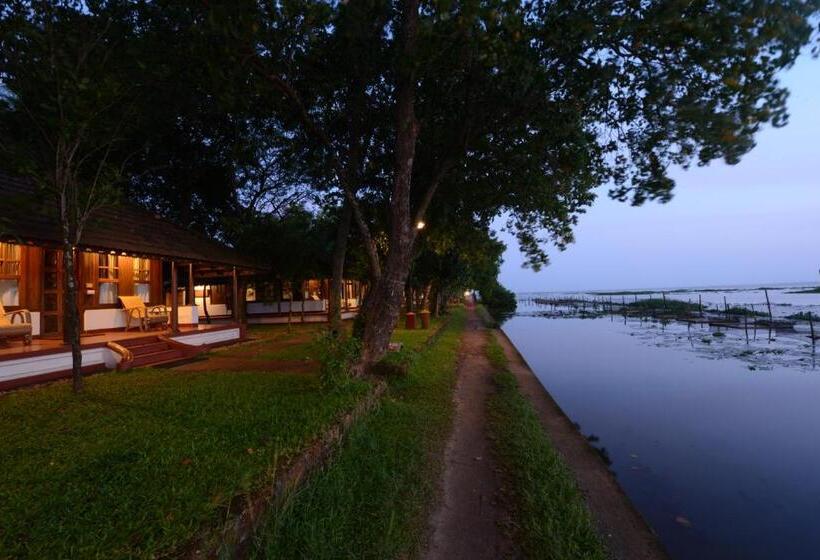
(699, 294), (703, 317)
(764, 288), (773, 323)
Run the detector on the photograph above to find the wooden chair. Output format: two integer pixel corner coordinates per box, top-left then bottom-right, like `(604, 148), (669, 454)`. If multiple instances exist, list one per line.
(0, 302), (33, 345)
(118, 295), (169, 332)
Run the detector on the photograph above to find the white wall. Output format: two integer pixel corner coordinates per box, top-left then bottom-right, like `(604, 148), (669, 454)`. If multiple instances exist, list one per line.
(83, 306), (197, 331)
(0, 346), (115, 383)
(30, 311), (40, 336)
(177, 305), (199, 325)
(196, 300), (230, 317)
(246, 300), (328, 315)
(172, 327), (240, 346)
(84, 308), (127, 331)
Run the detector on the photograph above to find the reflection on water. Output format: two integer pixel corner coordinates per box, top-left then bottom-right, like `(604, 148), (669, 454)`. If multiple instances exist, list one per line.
(503, 313), (820, 560)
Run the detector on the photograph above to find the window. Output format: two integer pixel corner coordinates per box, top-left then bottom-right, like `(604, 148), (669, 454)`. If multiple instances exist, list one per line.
(97, 254), (119, 304)
(0, 243), (21, 306)
(245, 282), (257, 302)
(133, 258), (151, 302)
(135, 282), (150, 303)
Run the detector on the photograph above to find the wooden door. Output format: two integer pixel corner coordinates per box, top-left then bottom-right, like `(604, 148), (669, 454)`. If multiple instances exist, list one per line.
(40, 249), (63, 338)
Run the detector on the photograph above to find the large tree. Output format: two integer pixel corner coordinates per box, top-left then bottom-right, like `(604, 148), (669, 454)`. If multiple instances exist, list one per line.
(224, 0), (817, 370)
(0, 0), (146, 392)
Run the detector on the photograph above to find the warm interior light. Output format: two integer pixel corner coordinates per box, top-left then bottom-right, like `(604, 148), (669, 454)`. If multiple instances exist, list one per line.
(416, 221), (426, 230)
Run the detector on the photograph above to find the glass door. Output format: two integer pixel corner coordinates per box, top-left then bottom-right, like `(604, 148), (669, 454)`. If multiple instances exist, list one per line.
(41, 249), (63, 338)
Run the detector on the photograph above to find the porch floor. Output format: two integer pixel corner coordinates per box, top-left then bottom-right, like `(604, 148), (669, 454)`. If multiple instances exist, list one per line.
(0, 323), (236, 361)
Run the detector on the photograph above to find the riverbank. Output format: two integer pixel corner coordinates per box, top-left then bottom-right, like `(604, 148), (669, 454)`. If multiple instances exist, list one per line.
(491, 326), (668, 560)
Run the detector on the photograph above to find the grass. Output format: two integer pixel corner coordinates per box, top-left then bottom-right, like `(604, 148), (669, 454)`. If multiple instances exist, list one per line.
(0, 350), (369, 558)
(252, 308), (465, 559)
(485, 333), (607, 560)
(390, 314), (444, 351)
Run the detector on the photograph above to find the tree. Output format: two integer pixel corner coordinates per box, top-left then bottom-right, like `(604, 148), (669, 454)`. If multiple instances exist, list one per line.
(210, 1), (820, 369)
(0, 1), (143, 392)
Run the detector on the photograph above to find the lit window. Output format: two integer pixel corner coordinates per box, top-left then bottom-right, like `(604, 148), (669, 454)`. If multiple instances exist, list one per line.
(135, 282), (150, 303)
(98, 254), (119, 304)
(133, 257), (151, 302)
(0, 243), (21, 306)
(99, 282), (118, 304)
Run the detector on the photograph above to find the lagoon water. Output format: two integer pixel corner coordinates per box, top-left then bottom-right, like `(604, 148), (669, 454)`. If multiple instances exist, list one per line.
(503, 286), (820, 560)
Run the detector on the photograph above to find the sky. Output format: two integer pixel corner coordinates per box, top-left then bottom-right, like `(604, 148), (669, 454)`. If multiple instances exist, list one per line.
(496, 52), (820, 293)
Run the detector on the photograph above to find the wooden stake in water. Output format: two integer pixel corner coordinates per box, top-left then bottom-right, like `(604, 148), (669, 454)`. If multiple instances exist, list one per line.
(809, 313), (816, 348)
(751, 303), (758, 340)
(764, 288), (773, 323)
(744, 309), (749, 344)
(724, 295), (729, 318)
(699, 294), (703, 317)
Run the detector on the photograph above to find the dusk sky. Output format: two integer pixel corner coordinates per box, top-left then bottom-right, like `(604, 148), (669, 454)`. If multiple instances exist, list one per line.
(497, 51), (820, 293)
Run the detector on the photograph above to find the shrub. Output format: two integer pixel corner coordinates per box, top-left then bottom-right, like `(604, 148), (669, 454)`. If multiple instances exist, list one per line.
(316, 331), (361, 388)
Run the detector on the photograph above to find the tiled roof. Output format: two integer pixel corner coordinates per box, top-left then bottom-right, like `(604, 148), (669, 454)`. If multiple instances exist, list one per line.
(0, 172), (261, 269)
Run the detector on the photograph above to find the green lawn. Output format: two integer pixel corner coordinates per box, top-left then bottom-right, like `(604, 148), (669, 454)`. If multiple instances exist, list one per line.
(253, 308), (465, 559)
(485, 333), (606, 560)
(390, 314), (444, 351)
(0, 364), (368, 558)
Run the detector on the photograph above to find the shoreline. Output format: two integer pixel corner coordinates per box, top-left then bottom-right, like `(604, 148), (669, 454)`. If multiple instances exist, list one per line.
(493, 327), (669, 560)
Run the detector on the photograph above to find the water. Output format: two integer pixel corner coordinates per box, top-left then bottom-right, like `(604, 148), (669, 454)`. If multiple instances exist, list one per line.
(503, 285), (820, 560)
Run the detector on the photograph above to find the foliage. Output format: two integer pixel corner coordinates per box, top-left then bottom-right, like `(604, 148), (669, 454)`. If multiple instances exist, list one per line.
(316, 330), (361, 388)
(0, 365), (368, 558)
(485, 334), (606, 560)
(253, 308), (466, 559)
(478, 281), (518, 322)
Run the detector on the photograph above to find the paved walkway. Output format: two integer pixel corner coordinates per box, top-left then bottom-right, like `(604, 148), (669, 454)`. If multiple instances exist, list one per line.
(423, 304), (516, 560)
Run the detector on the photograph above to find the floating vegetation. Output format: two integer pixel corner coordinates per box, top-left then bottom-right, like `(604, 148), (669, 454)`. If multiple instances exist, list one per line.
(786, 311), (820, 321)
(626, 298), (700, 314)
(787, 287), (820, 294)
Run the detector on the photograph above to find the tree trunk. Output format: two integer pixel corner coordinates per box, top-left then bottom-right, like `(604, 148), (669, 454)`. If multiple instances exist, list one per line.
(328, 203), (352, 335)
(357, 0), (420, 370)
(63, 243), (83, 393)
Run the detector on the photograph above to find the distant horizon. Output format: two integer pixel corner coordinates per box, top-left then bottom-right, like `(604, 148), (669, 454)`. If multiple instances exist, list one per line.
(512, 278), (820, 295)
(496, 50), (820, 294)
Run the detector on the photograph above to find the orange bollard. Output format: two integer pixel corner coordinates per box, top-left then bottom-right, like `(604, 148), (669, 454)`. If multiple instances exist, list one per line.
(420, 310), (430, 329)
(405, 312), (416, 329)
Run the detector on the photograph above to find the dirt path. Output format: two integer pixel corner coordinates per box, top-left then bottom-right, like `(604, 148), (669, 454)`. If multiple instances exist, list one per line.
(423, 305), (516, 560)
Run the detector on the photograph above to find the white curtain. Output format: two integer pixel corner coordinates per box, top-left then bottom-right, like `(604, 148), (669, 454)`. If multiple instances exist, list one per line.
(99, 282), (118, 305)
(0, 279), (18, 306)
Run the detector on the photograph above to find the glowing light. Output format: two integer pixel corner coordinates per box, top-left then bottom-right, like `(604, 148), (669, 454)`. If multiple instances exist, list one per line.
(416, 221), (426, 230)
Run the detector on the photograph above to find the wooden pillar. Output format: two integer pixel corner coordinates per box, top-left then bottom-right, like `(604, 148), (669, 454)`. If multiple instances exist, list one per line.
(170, 260), (179, 333)
(232, 266), (239, 322)
(188, 263), (195, 306)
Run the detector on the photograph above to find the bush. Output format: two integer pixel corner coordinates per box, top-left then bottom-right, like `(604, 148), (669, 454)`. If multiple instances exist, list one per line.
(316, 331), (361, 388)
(478, 280), (517, 321)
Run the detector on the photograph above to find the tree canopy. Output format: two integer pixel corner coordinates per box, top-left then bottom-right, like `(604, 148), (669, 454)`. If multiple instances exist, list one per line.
(2, 0), (817, 370)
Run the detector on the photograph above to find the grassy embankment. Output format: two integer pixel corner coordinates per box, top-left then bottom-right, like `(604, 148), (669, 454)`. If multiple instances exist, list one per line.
(252, 308), (465, 559)
(484, 333), (607, 560)
(0, 323), (369, 559)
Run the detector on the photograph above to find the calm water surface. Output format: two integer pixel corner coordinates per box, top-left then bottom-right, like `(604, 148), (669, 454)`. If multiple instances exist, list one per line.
(503, 314), (820, 560)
